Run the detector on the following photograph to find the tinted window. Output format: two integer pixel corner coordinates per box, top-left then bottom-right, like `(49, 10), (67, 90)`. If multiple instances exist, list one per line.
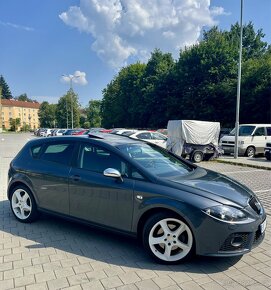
(267, 127), (271, 136)
(137, 133), (151, 140)
(31, 145), (42, 158)
(78, 143), (128, 176)
(152, 133), (167, 140)
(40, 143), (74, 165)
(229, 125), (255, 136)
(118, 143), (192, 178)
(254, 127), (265, 136)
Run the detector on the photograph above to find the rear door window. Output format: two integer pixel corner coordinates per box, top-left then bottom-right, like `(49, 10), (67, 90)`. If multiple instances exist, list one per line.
(39, 142), (75, 165)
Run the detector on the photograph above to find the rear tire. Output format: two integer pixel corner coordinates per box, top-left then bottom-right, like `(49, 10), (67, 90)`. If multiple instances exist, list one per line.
(142, 212), (194, 264)
(10, 185), (39, 223)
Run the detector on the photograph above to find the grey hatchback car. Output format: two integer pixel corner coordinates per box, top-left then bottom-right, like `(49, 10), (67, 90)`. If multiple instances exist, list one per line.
(8, 134), (266, 263)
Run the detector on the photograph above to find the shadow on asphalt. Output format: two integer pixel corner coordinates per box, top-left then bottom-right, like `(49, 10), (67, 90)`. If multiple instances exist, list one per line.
(1, 200), (242, 273)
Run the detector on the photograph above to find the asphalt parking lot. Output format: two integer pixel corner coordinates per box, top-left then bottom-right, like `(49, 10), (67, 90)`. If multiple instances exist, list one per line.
(0, 133), (270, 290)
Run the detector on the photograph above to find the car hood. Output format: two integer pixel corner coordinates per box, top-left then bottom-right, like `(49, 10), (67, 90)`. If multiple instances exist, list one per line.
(165, 167), (253, 207)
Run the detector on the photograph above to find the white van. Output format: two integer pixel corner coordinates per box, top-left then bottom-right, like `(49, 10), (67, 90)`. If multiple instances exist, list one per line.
(220, 124), (271, 157)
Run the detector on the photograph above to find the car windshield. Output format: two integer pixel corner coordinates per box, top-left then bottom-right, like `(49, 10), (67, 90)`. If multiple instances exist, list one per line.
(117, 143), (192, 178)
(229, 126), (256, 136)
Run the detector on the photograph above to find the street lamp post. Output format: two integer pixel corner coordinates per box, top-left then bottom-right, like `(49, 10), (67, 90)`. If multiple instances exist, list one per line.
(62, 75), (80, 129)
(234, 0), (244, 159)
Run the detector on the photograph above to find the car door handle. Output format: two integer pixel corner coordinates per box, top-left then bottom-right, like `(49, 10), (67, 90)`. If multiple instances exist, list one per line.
(70, 175), (81, 181)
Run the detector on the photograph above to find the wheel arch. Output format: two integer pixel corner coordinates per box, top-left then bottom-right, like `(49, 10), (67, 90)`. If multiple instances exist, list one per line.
(136, 207), (194, 241)
(245, 145), (256, 156)
(8, 181), (34, 201)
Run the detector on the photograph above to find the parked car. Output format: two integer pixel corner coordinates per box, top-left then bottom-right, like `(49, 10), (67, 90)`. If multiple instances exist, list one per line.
(264, 142), (271, 160)
(220, 124), (271, 157)
(129, 130), (167, 148)
(54, 129), (66, 136)
(72, 129), (90, 135)
(39, 128), (53, 137)
(157, 129), (168, 136)
(110, 128), (125, 134)
(115, 129), (138, 136)
(8, 133), (266, 264)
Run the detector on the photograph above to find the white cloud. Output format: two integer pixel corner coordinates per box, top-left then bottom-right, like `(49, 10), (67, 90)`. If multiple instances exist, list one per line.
(61, 71), (88, 86)
(0, 21), (34, 31)
(210, 6), (231, 16)
(59, 0), (227, 68)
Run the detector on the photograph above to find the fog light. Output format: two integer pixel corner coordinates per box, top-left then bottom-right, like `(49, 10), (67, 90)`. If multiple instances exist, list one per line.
(231, 236), (243, 247)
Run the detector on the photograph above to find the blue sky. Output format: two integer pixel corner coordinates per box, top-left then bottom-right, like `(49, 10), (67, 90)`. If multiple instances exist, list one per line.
(0, 0), (270, 107)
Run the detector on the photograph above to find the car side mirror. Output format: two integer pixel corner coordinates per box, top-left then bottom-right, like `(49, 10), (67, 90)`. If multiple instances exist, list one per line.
(103, 168), (123, 182)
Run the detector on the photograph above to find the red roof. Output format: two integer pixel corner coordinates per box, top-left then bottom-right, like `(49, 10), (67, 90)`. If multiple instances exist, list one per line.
(0, 99), (40, 109)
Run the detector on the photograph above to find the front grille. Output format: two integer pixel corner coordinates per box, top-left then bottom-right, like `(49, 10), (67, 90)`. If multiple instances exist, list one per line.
(219, 233), (250, 252)
(222, 141), (235, 145)
(249, 197), (261, 214)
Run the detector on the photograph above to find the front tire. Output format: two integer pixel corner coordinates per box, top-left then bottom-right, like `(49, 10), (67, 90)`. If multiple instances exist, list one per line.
(246, 146), (255, 157)
(10, 185), (39, 223)
(142, 213), (194, 264)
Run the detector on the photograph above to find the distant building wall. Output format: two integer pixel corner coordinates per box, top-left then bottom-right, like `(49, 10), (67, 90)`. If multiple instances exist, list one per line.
(0, 99), (40, 131)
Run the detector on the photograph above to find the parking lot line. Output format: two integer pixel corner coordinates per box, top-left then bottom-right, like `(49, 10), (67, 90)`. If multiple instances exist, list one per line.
(224, 169), (265, 174)
(254, 189), (271, 193)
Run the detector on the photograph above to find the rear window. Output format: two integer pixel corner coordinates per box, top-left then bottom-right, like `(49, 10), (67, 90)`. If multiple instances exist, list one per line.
(39, 143), (74, 165)
(31, 145), (42, 158)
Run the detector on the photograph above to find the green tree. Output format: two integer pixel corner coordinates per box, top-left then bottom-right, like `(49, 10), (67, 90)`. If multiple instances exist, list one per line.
(140, 49), (175, 127)
(240, 51), (271, 124)
(56, 89), (80, 128)
(101, 62), (146, 128)
(9, 118), (20, 131)
(38, 102), (56, 128)
(16, 93), (38, 103)
(100, 22), (270, 129)
(87, 100), (102, 127)
(0, 75), (12, 99)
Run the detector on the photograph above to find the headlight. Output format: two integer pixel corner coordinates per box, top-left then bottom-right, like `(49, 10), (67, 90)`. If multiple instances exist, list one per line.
(238, 141), (244, 145)
(203, 205), (247, 222)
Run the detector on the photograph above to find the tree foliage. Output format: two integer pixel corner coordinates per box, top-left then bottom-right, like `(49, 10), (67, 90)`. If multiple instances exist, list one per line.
(55, 89), (80, 128)
(16, 93), (38, 103)
(9, 118), (20, 131)
(101, 23), (270, 128)
(38, 102), (56, 128)
(87, 100), (102, 127)
(0, 75), (12, 99)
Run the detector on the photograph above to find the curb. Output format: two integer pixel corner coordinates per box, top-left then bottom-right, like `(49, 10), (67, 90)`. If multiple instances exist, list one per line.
(213, 159), (271, 171)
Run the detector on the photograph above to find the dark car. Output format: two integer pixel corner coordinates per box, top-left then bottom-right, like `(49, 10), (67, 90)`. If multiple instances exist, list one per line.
(7, 134), (266, 263)
(264, 142), (271, 161)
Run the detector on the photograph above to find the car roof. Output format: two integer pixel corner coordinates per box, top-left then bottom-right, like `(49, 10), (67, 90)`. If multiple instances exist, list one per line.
(87, 132), (143, 146)
(28, 133), (144, 148)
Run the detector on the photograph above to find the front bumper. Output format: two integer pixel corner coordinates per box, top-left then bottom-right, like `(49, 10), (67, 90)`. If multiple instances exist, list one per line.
(195, 212), (266, 257)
